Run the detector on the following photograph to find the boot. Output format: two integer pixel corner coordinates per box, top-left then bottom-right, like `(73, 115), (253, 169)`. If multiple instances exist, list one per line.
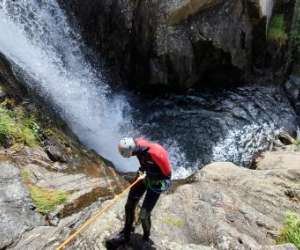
(116, 198), (137, 242)
(116, 228), (131, 242)
(105, 228), (131, 249)
(140, 208), (151, 242)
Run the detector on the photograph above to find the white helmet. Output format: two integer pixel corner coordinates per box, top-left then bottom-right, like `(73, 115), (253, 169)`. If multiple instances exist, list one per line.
(118, 137), (136, 158)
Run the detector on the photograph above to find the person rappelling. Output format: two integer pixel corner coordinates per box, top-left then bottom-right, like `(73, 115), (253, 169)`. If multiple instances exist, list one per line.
(57, 137), (172, 250)
(110, 137), (172, 246)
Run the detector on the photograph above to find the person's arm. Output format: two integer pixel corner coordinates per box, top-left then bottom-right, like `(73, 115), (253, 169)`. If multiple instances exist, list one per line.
(132, 144), (148, 156)
(131, 145), (148, 179)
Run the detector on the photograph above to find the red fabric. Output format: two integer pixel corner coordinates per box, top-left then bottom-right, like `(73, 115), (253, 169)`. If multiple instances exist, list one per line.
(135, 138), (172, 176)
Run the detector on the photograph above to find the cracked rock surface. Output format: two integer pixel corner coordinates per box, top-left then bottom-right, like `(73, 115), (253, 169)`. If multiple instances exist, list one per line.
(0, 161), (44, 249)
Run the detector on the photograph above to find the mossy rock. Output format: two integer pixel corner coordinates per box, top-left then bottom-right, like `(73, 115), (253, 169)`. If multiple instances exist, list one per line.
(161, 216), (185, 228)
(0, 105), (40, 147)
(28, 185), (68, 214)
(268, 14), (288, 46)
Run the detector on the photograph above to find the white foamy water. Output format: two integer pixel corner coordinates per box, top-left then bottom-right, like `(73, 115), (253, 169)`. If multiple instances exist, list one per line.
(260, 0), (274, 25)
(0, 0), (139, 172)
(212, 123), (281, 165)
(164, 139), (194, 179)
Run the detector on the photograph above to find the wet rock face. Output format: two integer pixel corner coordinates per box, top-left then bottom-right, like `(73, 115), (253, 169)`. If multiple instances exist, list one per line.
(59, 0), (269, 92)
(0, 53), (27, 101)
(284, 75), (300, 122)
(0, 161), (43, 249)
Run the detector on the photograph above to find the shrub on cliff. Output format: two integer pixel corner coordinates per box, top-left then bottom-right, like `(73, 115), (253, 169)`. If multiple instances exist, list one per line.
(268, 14), (288, 46)
(0, 107), (17, 146)
(21, 169), (68, 214)
(0, 105), (40, 147)
(277, 212), (300, 249)
(29, 185), (68, 214)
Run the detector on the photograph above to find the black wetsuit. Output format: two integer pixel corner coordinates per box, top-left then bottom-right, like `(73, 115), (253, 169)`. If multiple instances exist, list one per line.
(123, 139), (172, 240)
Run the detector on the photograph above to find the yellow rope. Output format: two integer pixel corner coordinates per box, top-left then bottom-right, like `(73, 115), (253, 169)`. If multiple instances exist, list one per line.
(56, 175), (144, 250)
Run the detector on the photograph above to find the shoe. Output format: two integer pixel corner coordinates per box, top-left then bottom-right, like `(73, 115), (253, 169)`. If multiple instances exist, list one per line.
(117, 229), (131, 242)
(143, 234), (150, 241)
(141, 236), (154, 249)
(105, 229), (130, 249)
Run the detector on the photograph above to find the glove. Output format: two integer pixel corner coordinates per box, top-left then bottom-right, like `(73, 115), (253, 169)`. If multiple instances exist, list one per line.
(132, 168), (145, 182)
(137, 170), (146, 179)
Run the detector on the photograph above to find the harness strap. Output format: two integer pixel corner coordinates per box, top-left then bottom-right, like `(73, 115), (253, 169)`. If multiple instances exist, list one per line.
(145, 178), (171, 193)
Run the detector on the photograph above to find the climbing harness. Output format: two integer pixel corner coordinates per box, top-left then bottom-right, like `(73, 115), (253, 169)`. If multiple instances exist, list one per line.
(56, 174), (145, 250)
(144, 178), (171, 193)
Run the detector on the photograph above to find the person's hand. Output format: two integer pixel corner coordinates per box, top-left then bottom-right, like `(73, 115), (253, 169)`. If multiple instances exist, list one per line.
(137, 169), (144, 177)
(137, 166), (146, 178)
(137, 171), (146, 179)
(132, 170), (145, 182)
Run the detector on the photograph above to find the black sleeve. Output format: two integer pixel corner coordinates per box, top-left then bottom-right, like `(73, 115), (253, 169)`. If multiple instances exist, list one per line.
(132, 145), (148, 156)
(138, 165), (146, 172)
(132, 145), (148, 172)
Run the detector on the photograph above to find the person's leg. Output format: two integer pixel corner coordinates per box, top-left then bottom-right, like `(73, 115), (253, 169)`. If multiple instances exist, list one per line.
(123, 179), (146, 240)
(141, 189), (161, 240)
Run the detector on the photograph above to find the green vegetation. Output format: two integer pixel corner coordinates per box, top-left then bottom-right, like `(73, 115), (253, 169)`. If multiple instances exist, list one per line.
(45, 127), (69, 147)
(21, 169), (32, 183)
(21, 169), (68, 214)
(277, 212), (300, 249)
(294, 139), (300, 146)
(0, 104), (41, 147)
(293, 139), (300, 151)
(268, 14), (288, 46)
(161, 216), (185, 228)
(29, 185), (68, 214)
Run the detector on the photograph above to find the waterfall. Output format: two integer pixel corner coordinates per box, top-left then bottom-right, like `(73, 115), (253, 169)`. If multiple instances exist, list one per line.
(259, 0), (274, 26)
(0, 0), (139, 172)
